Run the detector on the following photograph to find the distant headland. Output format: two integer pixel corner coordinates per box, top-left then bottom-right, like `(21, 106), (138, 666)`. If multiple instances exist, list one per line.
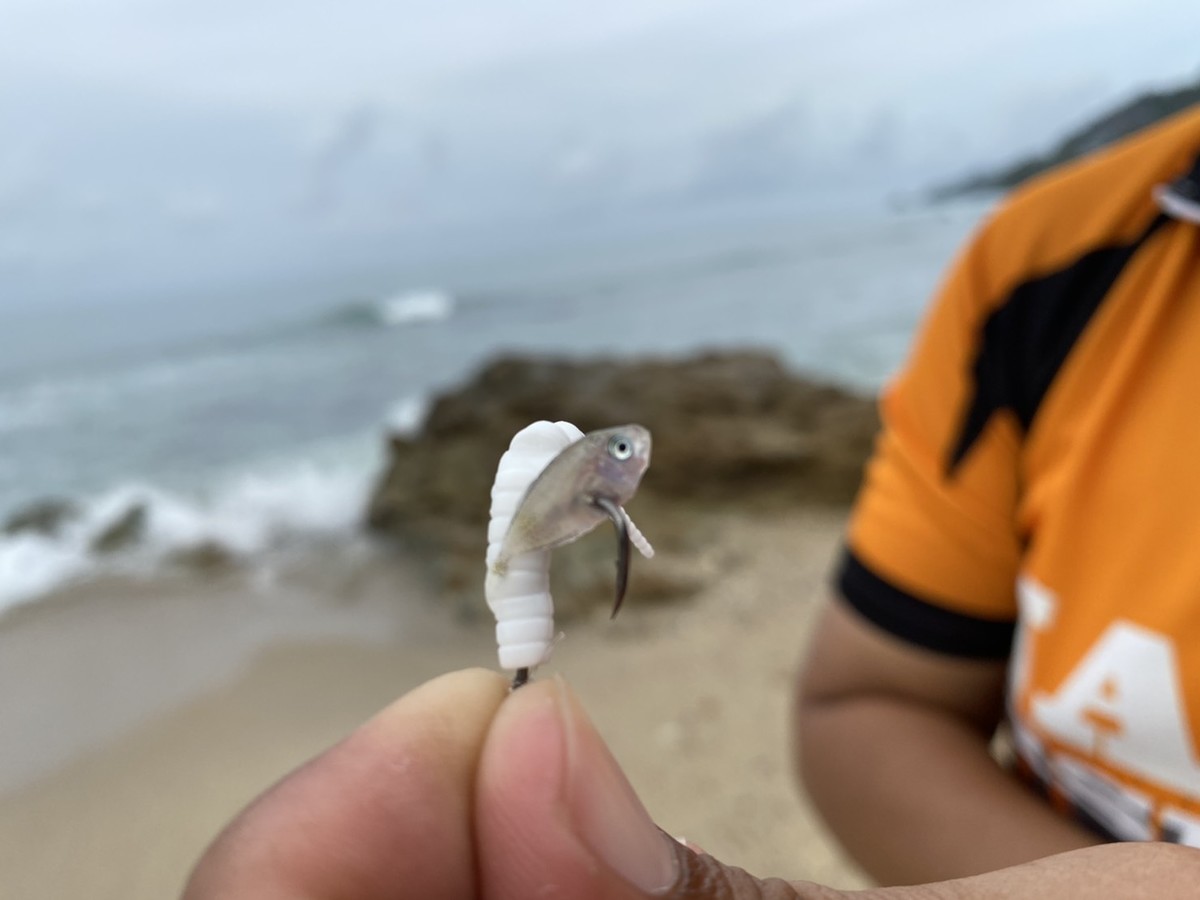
(931, 75), (1200, 201)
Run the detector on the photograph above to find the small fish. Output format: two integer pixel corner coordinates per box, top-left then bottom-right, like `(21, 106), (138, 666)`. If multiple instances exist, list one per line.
(492, 424), (651, 617)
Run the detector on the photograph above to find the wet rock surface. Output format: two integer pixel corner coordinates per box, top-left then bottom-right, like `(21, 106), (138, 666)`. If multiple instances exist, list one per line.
(3, 499), (80, 538)
(366, 351), (878, 619)
(90, 503), (149, 555)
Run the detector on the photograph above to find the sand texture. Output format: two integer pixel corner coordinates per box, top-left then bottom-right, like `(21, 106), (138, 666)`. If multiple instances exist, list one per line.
(0, 507), (869, 898)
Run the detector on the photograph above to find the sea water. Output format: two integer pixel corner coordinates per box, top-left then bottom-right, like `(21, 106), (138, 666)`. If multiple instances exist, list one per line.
(0, 200), (991, 611)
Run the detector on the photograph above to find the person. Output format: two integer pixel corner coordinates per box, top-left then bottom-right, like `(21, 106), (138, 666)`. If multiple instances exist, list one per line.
(184, 110), (1200, 898)
(794, 103), (1200, 885)
(184, 669), (1199, 898)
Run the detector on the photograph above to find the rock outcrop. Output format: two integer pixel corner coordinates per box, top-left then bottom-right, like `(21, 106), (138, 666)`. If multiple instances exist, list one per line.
(90, 503), (148, 555)
(366, 351), (878, 618)
(2, 498), (79, 538)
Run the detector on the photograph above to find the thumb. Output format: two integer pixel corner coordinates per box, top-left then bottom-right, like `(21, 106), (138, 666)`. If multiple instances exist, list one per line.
(476, 677), (846, 900)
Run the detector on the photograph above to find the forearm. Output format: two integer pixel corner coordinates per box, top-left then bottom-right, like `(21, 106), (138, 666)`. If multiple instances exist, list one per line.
(855, 844), (1200, 900)
(796, 695), (1103, 885)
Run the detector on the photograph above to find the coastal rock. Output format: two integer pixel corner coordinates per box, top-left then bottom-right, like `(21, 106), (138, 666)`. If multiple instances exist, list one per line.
(90, 504), (148, 555)
(366, 351), (878, 617)
(166, 540), (238, 573)
(2, 498), (80, 537)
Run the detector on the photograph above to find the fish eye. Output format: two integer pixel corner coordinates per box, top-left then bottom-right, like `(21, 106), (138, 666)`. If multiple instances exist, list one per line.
(608, 435), (633, 460)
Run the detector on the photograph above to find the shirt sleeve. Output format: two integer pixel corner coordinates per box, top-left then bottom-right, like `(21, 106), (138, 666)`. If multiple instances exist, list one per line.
(838, 210), (1024, 659)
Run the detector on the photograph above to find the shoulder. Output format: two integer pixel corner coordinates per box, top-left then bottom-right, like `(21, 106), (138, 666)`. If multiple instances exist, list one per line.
(968, 105), (1200, 308)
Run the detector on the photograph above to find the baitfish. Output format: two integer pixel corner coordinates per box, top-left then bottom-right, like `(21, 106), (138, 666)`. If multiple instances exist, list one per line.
(485, 422), (654, 690)
(491, 423), (651, 595)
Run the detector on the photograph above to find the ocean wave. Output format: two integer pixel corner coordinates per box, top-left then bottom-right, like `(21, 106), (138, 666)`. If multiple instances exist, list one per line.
(384, 395), (431, 437)
(0, 461), (372, 615)
(324, 288), (455, 329)
(0, 352), (256, 436)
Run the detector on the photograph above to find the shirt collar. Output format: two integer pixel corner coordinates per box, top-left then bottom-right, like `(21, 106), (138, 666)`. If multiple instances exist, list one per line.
(1155, 153), (1200, 223)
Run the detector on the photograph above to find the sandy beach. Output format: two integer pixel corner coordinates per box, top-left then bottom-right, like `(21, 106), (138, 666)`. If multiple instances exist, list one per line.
(0, 505), (869, 898)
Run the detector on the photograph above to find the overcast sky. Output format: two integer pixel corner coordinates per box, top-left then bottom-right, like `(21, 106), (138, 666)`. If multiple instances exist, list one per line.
(2, 0), (1198, 307)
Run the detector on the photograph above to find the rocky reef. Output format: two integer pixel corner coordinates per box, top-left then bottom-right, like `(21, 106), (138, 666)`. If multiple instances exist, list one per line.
(2, 499), (79, 538)
(365, 350), (878, 618)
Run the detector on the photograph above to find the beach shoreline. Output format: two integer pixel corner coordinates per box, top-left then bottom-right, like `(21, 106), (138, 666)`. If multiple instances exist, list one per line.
(0, 504), (869, 898)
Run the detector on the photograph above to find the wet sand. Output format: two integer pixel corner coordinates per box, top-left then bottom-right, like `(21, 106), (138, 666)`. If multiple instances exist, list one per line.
(0, 508), (869, 899)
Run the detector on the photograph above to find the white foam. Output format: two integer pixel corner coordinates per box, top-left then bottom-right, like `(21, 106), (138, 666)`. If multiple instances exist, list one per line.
(141, 463), (367, 555)
(378, 289), (455, 326)
(0, 533), (92, 612)
(0, 461), (372, 615)
(384, 394), (431, 437)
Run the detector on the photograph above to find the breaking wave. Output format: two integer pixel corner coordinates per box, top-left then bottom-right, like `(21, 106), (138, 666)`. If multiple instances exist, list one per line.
(323, 288), (456, 329)
(0, 460), (374, 615)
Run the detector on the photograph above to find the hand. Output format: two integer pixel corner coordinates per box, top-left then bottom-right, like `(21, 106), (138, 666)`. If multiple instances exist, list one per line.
(184, 668), (1200, 900)
(183, 668), (843, 899)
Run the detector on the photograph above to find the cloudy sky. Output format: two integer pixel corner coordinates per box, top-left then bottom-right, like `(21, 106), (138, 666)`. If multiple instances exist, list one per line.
(1, 0), (1198, 307)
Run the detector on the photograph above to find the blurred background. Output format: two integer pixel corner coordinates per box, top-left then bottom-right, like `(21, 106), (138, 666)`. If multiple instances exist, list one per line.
(2, 2), (1199, 897)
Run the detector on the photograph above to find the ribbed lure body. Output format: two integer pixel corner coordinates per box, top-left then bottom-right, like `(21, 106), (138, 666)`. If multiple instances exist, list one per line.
(484, 421), (653, 672)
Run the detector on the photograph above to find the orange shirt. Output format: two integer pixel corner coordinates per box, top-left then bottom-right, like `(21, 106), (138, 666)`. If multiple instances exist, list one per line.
(841, 106), (1200, 843)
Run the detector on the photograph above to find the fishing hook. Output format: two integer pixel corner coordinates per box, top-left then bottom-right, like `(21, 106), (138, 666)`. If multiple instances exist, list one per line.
(590, 494), (630, 619)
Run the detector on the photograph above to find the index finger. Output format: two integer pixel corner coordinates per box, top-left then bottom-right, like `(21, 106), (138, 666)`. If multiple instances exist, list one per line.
(184, 668), (509, 900)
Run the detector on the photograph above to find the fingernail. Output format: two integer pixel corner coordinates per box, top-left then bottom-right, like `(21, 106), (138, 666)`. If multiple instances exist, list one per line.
(554, 677), (678, 894)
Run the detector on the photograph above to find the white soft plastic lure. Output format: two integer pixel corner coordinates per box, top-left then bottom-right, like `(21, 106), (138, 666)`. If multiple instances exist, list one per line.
(484, 420), (654, 687)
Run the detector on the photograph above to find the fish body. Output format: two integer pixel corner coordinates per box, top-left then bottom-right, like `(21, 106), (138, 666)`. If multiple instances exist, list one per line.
(492, 424), (650, 575)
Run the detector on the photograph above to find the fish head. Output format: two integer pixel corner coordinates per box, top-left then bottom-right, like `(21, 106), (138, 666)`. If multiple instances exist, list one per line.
(586, 424), (652, 503)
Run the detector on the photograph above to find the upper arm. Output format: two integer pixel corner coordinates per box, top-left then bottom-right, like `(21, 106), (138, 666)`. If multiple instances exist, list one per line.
(800, 204), (1030, 729)
(796, 594), (1008, 737)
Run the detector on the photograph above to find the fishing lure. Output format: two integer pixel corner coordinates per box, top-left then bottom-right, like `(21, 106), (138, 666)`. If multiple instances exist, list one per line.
(485, 420), (654, 688)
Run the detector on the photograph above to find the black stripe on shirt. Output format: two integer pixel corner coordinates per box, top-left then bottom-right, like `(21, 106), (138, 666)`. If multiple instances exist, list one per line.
(947, 211), (1170, 474)
(836, 548), (1016, 659)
